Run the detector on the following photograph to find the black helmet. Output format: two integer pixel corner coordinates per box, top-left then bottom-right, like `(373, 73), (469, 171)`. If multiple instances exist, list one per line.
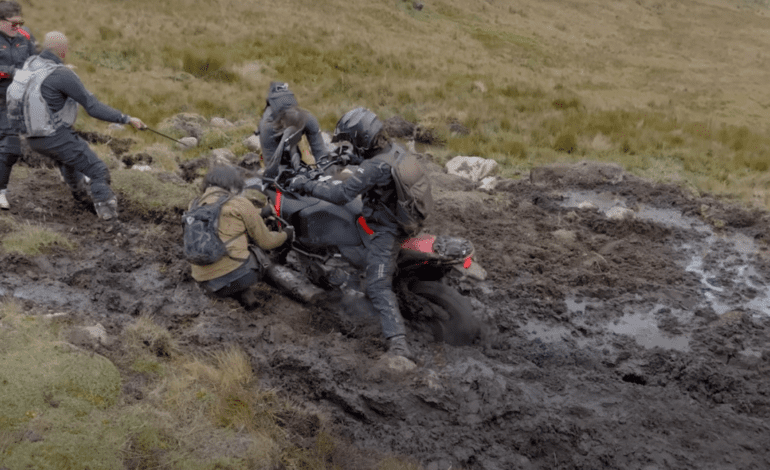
(332, 107), (383, 158)
(266, 81), (298, 113)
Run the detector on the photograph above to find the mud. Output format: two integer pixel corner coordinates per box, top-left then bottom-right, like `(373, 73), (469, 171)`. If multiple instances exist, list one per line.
(3, 158), (770, 470)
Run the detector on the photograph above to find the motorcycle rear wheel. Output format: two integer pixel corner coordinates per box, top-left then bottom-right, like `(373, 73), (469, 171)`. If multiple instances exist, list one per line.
(409, 281), (481, 346)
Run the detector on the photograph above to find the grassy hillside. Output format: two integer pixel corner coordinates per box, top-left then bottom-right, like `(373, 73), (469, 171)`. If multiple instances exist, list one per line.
(22, 0), (770, 208)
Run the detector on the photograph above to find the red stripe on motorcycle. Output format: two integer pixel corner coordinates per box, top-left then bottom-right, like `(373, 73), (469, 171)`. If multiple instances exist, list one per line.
(274, 190), (282, 214)
(274, 190), (282, 228)
(357, 216), (374, 235)
(401, 235), (435, 253)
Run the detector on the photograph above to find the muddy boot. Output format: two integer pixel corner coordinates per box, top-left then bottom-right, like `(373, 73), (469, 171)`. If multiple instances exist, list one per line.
(0, 190), (8, 210)
(387, 335), (414, 360)
(265, 264), (327, 303)
(94, 197), (118, 221)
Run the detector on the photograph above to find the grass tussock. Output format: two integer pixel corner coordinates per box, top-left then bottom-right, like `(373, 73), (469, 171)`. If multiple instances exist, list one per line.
(111, 169), (197, 217)
(1, 220), (77, 255)
(122, 315), (178, 375)
(164, 347), (264, 430)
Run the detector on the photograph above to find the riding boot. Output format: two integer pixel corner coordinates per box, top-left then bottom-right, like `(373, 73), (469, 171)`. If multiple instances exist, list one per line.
(265, 264), (326, 303)
(94, 197), (118, 221)
(387, 334), (414, 360)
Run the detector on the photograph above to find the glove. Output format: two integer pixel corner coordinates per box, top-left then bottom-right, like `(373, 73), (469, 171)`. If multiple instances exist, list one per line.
(0, 65), (15, 79)
(288, 175), (309, 193)
(127, 116), (147, 130)
(260, 205), (276, 219)
(282, 225), (295, 244)
(336, 142), (358, 165)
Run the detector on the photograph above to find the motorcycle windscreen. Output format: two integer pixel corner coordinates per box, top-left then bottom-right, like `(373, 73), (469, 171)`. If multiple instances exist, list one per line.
(295, 197), (365, 247)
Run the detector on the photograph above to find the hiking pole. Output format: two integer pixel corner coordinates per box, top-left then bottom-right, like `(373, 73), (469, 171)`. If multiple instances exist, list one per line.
(141, 126), (186, 145)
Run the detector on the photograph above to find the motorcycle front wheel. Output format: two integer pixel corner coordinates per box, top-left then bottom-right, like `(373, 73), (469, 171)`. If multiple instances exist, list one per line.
(409, 281), (481, 346)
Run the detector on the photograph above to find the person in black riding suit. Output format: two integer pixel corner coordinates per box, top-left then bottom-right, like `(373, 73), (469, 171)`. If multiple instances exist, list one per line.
(288, 107), (417, 360)
(257, 81), (329, 179)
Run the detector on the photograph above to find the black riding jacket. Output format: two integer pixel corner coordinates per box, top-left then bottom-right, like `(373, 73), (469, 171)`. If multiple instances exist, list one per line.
(37, 50), (129, 124)
(258, 106), (329, 164)
(305, 144), (402, 229)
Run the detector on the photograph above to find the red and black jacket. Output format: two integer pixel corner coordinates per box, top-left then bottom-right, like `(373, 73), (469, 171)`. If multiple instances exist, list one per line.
(0, 27), (35, 94)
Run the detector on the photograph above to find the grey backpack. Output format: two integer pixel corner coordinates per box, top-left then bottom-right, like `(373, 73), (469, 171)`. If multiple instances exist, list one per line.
(374, 147), (434, 235)
(6, 55), (78, 137)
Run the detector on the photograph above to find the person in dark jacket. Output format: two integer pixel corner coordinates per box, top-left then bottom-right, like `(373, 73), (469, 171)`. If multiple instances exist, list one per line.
(257, 81), (329, 179)
(21, 32), (145, 221)
(0, 1), (35, 210)
(288, 107), (416, 360)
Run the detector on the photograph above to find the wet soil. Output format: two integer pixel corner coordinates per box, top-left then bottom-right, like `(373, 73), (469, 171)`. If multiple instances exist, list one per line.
(3, 158), (770, 470)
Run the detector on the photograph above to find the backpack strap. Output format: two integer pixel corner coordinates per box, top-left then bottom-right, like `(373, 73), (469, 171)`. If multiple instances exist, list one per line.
(370, 147), (401, 215)
(190, 189), (229, 210)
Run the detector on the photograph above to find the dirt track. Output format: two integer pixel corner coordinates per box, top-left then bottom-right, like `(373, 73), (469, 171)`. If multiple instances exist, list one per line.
(3, 158), (770, 470)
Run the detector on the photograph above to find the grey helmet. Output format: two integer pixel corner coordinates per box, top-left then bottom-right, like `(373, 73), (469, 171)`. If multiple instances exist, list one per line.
(266, 81), (298, 114)
(332, 107), (383, 158)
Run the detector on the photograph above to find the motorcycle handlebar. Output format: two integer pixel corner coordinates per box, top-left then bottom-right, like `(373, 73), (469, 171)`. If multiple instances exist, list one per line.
(261, 143), (355, 194)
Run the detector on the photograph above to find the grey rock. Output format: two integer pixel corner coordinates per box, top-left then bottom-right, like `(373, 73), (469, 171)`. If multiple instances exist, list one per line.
(478, 176), (498, 191)
(211, 117), (235, 128)
(445, 156), (499, 183)
(211, 148), (236, 163)
(176, 137), (198, 149)
(243, 135), (261, 152)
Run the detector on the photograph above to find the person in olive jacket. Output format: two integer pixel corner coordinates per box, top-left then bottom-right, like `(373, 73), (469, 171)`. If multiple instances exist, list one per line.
(189, 165), (293, 308)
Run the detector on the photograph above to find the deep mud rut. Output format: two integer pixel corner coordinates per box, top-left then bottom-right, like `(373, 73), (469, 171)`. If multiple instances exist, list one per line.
(3, 158), (770, 470)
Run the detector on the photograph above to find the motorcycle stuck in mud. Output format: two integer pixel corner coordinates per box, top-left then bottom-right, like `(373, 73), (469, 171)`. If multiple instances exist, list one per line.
(245, 150), (487, 347)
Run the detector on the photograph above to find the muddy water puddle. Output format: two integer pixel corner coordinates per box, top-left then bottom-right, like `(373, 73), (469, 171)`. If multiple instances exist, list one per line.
(522, 319), (588, 347)
(604, 307), (691, 352)
(524, 299), (692, 353)
(561, 190), (770, 318)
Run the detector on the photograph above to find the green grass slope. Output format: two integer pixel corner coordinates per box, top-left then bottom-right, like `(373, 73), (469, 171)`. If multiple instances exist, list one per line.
(26, 0), (770, 207)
